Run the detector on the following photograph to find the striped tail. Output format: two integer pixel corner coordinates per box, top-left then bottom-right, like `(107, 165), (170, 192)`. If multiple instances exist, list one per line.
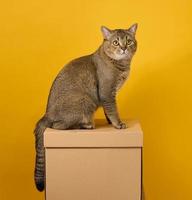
(34, 116), (52, 192)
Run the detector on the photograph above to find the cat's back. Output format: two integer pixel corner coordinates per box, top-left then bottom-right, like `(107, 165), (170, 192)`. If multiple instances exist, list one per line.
(56, 54), (96, 78)
(46, 54), (98, 109)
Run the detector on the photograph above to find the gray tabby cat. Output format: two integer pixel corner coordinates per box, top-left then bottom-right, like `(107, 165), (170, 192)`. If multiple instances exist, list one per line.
(34, 24), (138, 191)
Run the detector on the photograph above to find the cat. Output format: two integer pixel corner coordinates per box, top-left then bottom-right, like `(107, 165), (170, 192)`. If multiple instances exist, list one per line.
(34, 24), (138, 191)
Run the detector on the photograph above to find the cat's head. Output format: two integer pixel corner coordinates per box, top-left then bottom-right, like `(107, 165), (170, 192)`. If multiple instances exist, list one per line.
(101, 24), (138, 61)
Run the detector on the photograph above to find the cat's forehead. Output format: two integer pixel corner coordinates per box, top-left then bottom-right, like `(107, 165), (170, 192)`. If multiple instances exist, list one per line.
(113, 29), (133, 39)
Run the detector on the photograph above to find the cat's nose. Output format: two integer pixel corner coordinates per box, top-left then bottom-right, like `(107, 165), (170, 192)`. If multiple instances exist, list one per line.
(121, 46), (127, 51)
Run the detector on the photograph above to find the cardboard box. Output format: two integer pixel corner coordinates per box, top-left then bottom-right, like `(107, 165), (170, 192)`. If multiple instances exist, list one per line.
(44, 119), (143, 200)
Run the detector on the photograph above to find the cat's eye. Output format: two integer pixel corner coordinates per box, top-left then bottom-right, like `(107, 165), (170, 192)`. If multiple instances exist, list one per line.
(127, 39), (133, 46)
(113, 40), (119, 46)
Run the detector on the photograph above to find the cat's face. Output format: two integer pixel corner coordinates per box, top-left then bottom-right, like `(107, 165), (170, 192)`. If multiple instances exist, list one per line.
(101, 24), (138, 61)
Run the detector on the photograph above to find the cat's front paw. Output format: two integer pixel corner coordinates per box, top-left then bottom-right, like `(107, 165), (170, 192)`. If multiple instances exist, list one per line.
(113, 121), (127, 129)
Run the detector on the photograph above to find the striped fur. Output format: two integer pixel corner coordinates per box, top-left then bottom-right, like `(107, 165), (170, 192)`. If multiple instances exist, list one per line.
(34, 116), (52, 191)
(34, 25), (137, 192)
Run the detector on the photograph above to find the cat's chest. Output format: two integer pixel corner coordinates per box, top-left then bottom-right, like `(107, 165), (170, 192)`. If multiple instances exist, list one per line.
(115, 70), (130, 91)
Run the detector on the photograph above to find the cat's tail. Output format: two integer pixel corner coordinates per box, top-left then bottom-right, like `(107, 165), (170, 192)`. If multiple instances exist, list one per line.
(34, 115), (52, 192)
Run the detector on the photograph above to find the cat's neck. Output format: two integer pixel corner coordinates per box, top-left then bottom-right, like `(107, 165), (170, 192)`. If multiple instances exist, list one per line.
(93, 45), (131, 72)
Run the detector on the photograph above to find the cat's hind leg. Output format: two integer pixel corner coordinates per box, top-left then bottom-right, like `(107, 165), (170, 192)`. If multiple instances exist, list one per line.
(79, 121), (95, 129)
(69, 113), (95, 129)
(52, 120), (70, 130)
(52, 118), (95, 130)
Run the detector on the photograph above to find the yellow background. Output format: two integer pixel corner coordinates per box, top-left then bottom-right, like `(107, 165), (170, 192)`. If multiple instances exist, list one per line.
(0, 0), (192, 199)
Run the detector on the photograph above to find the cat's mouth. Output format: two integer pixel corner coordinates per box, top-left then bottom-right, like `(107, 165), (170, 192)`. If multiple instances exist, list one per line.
(119, 49), (129, 56)
(115, 50), (132, 60)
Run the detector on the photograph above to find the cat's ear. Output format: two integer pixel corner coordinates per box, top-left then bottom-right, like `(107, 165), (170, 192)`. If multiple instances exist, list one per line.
(101, 26), (112, 40)
(127, 23), (138, 35)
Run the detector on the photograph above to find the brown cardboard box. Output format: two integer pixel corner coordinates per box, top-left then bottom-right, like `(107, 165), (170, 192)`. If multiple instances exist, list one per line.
(44, 119), (143, 200)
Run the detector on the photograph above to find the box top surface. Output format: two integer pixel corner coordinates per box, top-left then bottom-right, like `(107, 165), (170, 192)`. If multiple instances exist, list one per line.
(44, 119), (143, 148)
